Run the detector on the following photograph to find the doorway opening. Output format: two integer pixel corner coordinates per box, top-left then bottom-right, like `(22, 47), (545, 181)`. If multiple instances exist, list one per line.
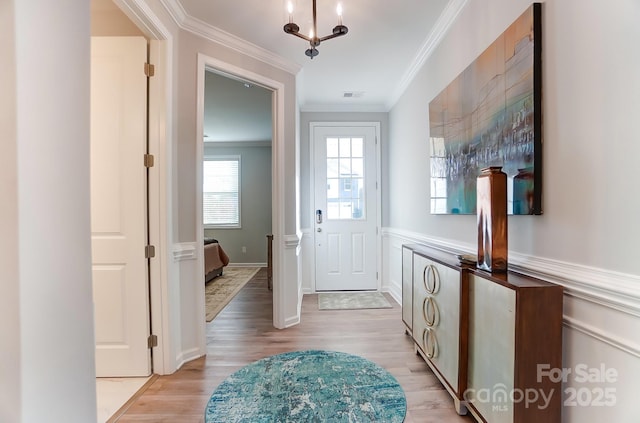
(91, 0), (171, 420)
(201, 70), (273, 324)
(195, 53), (287, 334)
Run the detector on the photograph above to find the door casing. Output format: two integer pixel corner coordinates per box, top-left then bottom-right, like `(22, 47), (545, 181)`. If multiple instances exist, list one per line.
(196, 53), (288, 333)
(112, 0), (174, 375)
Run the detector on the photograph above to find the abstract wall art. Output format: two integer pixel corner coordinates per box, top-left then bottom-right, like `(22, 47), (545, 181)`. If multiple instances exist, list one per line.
(429, 3), (542, 215)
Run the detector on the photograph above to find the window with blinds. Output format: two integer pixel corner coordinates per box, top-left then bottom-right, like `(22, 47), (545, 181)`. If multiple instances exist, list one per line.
(203, 156), (241, 228)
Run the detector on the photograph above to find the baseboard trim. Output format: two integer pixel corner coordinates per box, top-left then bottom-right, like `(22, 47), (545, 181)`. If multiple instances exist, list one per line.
(175, 348), (204, 370)
(284, 314), (301, 328)
(227, 262), (266, 268)
(386, 278), (402, 305)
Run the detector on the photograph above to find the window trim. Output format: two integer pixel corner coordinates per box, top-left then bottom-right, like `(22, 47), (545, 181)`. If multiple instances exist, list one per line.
(203, 154), (241, 229)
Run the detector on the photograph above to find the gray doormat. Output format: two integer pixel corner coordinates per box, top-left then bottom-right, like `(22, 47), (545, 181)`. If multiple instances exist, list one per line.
(318, 292), (393, 310)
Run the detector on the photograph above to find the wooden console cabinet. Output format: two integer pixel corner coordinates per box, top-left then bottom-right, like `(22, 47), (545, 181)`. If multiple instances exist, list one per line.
(466, 269), (563, 423)
(401, 244), (563, 422)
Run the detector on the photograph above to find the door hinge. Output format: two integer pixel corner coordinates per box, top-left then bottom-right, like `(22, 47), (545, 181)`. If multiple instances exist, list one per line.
(144, 154), (155, 168)
(144, 63), (155, 77)
(145, 245), (156, 258)
(147, 334), (158, 348)
(376, 272), (379, 280)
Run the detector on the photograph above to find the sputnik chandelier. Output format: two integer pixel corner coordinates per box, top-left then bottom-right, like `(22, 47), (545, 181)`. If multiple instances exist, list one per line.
(283, 0), (348, 59)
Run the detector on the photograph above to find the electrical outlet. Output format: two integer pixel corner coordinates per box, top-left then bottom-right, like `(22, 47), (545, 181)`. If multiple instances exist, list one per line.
(242, 246), (246, 253)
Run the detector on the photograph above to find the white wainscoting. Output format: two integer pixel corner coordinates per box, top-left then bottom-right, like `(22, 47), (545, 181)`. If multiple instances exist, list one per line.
(279, 233), (303, 328)
(383, 228), (640, 423)
(171, 242), (204, 368)
(172, 236), (303, 362)
(172, 242), (197, 261)
(301, 229), (314, 294)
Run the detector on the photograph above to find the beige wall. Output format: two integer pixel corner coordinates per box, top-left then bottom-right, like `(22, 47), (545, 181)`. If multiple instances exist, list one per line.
(0, 1), (20, 420)
(91, 0), (146, 37)
(176, 30), (298, 242)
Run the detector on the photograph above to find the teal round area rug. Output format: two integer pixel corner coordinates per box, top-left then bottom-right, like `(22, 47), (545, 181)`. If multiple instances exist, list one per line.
(204, 349), (406, 423)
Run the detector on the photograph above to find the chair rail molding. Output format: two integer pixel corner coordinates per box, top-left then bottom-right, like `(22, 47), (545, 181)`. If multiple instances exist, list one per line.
(173, 242), (197, 261)
(383, 227), (640, 357)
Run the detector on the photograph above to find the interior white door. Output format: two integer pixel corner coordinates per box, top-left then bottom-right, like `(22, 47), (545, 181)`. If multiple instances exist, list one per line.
(313, 125), (378, 291)
(91, 36), (151, 377)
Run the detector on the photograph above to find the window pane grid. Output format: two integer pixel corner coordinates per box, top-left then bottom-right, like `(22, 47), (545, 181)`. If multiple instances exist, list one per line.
(203, 157), (240, 227)
(326, 137), (365, 220)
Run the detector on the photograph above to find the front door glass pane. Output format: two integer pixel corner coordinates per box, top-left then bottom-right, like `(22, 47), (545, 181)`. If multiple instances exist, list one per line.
(326, 136), (366, 220)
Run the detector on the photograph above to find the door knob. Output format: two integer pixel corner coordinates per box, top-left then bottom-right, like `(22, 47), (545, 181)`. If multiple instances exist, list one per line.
(317, 228), (322, 232)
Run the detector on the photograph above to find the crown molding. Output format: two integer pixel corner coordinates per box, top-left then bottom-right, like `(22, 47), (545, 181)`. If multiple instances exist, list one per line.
(159, 0), (301, 75)
(158, 0), (187, 26)
(386, 0), (468, 110)
(157, 0), (467, 111)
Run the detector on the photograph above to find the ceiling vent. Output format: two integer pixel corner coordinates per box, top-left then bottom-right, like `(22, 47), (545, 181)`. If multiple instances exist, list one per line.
(343, 91), (365, 98)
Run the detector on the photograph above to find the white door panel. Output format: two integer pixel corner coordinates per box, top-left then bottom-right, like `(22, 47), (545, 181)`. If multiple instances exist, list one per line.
(91, 36), (151, 377)
(313, 125), (378, 291)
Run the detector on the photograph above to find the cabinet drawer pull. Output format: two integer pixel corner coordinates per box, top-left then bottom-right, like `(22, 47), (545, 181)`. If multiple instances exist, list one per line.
(423, 265), (438, 294)
(422, 296), (439, 327)
(422, 327), (438, 359)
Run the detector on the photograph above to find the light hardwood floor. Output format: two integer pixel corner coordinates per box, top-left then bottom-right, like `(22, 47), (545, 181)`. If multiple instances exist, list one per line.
(114, 268), (475, 422)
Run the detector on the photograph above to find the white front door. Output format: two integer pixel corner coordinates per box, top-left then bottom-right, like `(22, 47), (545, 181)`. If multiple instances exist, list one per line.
(313, 124), (379, 291)
(91, 37), (151, 377)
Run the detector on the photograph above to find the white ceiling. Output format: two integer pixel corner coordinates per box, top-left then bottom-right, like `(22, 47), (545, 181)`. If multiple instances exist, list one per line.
(168, 0), (455, 111)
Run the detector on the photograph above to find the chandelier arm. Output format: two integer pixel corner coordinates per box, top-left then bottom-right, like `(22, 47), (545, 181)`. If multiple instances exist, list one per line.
(318, 31), (347, 42)
(289, 31), (312, 42)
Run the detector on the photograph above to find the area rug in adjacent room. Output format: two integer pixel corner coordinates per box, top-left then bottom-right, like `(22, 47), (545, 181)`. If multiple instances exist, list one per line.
(205, 267), (260, 322)
(204, 350), (406, 423)
(318, 291), (393, 310)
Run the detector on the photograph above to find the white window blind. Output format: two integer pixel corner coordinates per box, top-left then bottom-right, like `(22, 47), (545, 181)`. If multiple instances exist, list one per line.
(203, 156), (240, 227)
